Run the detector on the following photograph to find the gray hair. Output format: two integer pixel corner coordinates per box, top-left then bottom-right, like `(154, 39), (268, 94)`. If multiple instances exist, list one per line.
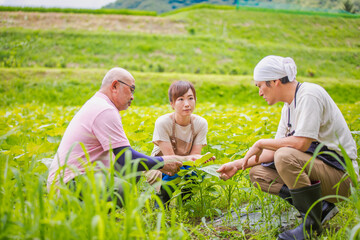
(101, 67), (134, 88)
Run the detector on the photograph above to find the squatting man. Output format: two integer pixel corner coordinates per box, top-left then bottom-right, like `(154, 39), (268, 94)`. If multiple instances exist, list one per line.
(217, 55), (358, 240)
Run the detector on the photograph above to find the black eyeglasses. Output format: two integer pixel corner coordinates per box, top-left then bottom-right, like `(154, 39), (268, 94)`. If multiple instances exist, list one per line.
(117, 80), (135, 94)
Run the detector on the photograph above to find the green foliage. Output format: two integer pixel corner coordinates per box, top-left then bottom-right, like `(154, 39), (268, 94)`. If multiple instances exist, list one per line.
(0, 5), (359, 239)
(0, 6), (157, 16)
(343, 0), (357, 13)
(161, 2), (360, 17)
(1, 69), (359, 109)
(103, 0), (360, 15)
(1, 28), (359, 78)
(0, 146), (187, 239)
(1, 7), (359, 78)
(183, 152), (214, 167)
(1, 95), (359, 238)
(104, 0), (236, 14)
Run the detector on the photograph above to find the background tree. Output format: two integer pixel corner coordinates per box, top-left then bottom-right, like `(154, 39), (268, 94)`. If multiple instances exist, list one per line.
(343, 0), (357, 13)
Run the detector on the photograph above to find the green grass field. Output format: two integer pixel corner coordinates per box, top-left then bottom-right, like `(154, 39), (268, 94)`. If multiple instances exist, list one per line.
(0, 6), (157, 16)
(1, 7), (360, 78)
(0, 6), (360, 239)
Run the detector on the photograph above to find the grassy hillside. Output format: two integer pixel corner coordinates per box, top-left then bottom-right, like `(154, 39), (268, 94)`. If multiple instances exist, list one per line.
(103, 0), (360, 13)
(104, 0), (235, 13)
(0, 6), (157, 16)
(1, 68), (359, 108)
(1, 8), (359, 78)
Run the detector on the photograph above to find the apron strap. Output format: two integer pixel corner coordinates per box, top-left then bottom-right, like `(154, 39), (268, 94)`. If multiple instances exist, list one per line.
(170, 113), (196, 154)
(190, 116), (196, 144)
(170, 113), (177, 151)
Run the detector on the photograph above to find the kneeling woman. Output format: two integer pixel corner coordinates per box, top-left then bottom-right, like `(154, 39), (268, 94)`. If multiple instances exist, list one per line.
(146, 81), (208, 205)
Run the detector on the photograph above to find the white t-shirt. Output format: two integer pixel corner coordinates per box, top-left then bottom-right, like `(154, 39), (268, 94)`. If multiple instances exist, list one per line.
(151, 113), (208, 156)
(275, 82), (358, 172)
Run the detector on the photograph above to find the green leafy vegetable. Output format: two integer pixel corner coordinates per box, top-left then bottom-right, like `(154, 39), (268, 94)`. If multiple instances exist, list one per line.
(198, 164), (222, 178)
(182, 152), (214, 167)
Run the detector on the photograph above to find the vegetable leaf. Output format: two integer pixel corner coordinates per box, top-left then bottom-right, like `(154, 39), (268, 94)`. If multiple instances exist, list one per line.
(183, 152), (214, 167)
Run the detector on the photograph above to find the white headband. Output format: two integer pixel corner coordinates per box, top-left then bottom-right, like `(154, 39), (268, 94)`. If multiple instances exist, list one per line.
(253, 55), (297, 82)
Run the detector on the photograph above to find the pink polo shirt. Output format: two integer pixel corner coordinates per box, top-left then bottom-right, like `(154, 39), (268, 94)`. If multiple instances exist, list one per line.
(47, 92), (130, 189)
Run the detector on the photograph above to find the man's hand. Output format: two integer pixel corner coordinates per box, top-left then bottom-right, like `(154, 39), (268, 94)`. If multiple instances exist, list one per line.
(216, 162), (239, 181)
(160, 158), (182, 176)
(242, 141), (263, 170)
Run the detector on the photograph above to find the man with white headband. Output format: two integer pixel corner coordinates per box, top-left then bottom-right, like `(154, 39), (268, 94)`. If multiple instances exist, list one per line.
(217, 55), (358, 240)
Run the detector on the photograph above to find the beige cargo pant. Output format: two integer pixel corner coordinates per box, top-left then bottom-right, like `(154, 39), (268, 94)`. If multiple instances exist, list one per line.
(249, 147), (353, 203)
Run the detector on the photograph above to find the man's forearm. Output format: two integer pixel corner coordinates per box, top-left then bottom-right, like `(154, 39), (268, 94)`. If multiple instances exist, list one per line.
(113, 146), (164, 171)
(256, 136), (313, 152)
(233, 149), (275, 170)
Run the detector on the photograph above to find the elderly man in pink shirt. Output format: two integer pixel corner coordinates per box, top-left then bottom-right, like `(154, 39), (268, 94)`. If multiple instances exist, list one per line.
(47, 67), (198, 207)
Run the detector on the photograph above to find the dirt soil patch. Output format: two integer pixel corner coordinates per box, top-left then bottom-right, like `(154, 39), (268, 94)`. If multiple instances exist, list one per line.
(0, 11), (187, 35)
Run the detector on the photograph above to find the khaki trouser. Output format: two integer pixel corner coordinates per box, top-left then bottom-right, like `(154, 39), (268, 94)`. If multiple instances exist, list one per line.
(249, 147), (352, 203)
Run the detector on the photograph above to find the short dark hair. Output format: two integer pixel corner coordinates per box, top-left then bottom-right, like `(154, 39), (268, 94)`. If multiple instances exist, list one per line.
(168, 81), (196, 103)
(265, 76), (290, 87)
